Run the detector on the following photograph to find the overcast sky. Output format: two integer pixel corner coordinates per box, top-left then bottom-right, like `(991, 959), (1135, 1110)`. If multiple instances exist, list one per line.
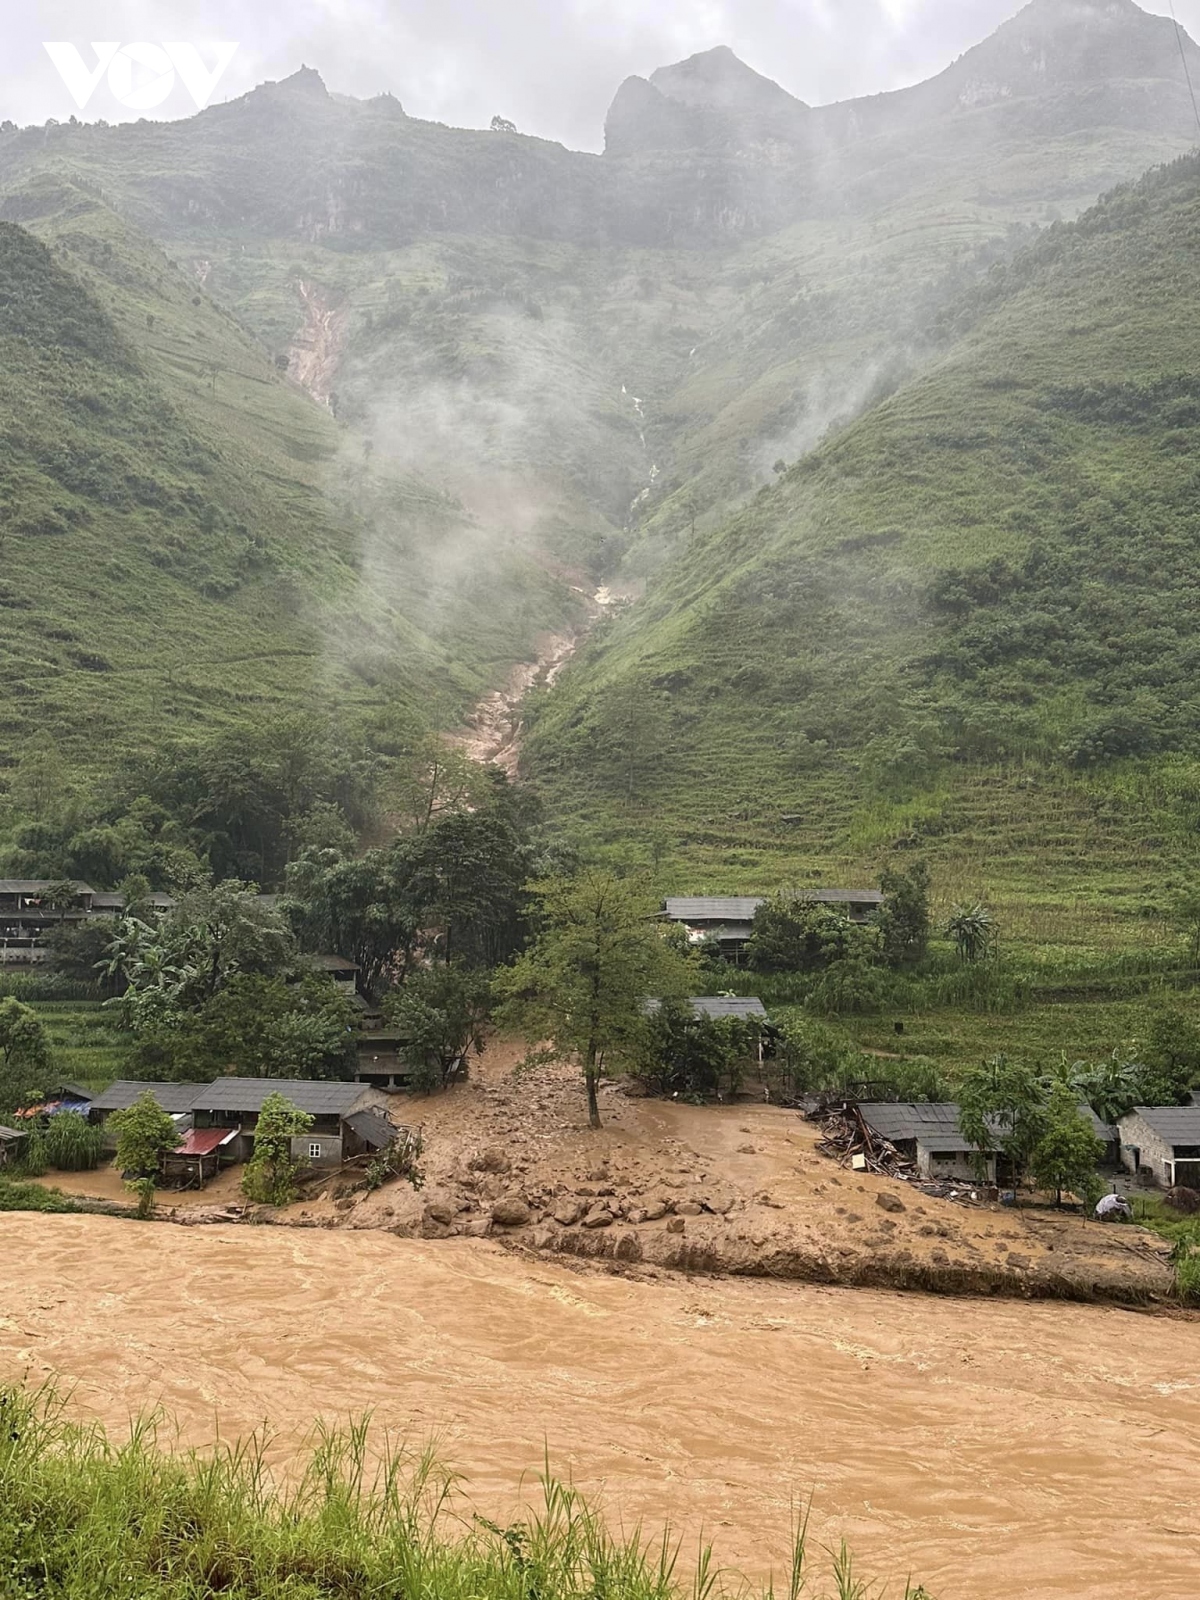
(10, 0), (1200, 149)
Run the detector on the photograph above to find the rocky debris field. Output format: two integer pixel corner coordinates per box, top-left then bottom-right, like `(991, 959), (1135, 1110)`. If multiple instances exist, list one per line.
(239, 1041), (1177, 1305)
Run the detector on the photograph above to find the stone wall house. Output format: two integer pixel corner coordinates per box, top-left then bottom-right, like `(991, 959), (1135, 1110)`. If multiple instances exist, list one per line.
(1118, 1107), (1200, 1188)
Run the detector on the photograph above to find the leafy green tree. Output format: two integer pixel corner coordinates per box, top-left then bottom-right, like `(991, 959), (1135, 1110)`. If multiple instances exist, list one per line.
(0, 997), (53, 1114)
(747, 895), (857, 974)
(284, 848), (423, 1000)
(242, 1093), (313, 1206)
(494, 871), (696, 1128)
(877, 861), (931, 969)
(168, 881), (295, 1004)
(635, 1001), (764, 1101)
(130, 974), (357, 1083)
(406, 788), (534, 967)
(108, 1092), (180, 1178)
(806, 952), (890, 1016)
(386, 964), (492, 1092)
(1139, 1006), (1200, 1103)
(946, 903), (996, 963)
(958, 1054), (1047, 1189)
(1071, 1051), (1144, 1124)
(1030, 1083), (1105, 1208)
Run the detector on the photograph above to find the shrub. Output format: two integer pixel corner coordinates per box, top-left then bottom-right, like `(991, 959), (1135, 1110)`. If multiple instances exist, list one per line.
(42, 1111), (103, 1171)
(242, 1093), (312, 1207)
(108, 1092), (180, 1178)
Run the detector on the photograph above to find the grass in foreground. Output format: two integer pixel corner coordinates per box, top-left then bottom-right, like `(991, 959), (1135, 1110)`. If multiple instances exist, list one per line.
(0, 1386), (926, 1600)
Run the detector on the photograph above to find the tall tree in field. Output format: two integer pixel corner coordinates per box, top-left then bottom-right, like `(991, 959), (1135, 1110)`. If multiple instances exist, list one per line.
(958, 1054), (1047, 1191)
(1030, 1083), (1104, 1208)
(108, 1092), (180, 1178)
(494, 871), (695, 1128)
(0, 996), (53, 1114)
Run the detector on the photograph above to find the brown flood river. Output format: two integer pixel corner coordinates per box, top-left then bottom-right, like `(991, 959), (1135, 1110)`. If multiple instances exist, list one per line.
(1, 1214), (1197, 1598)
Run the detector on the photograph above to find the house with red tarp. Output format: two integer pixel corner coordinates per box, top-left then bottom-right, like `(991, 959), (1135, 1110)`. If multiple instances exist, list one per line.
(161, 1125), (240, 1189)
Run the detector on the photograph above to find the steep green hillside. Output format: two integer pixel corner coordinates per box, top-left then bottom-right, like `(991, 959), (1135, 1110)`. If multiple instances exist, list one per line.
(524, 151), (1200, 935)
(3, 0), (1196, 597)
(0, 184), (578, 792)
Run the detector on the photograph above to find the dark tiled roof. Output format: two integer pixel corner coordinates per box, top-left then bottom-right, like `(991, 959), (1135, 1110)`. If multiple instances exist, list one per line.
(665, 890), (884, 922)
(858, 1103), (1001, 1153)
(90, 1081), (209, 1114)
(307, 954), (359, 973)
(1124, 1106), (1200, 1145)
(0, 880), (96, 896)
(344, 1109), (396, 1150)
(190, 1079), (371, 1115)
(665, 897), (765, 922)
(688, 996), (769, 1020)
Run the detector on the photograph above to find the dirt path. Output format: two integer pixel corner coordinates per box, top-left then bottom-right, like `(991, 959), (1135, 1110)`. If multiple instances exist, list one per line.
(288, 279), (346, 408)
(2, 1211), (1198, 1599)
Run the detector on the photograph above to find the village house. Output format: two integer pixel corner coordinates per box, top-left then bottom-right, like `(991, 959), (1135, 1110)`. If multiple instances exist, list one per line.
(88, 1081), (209, 1150)
(0, 879), (95, 966)
(858, 1102), (1002, 1183)
(1118, 1106), (1200, 1189)
(188, 1079), (396, 1168)
(860, 1101), (1115, 1185)
(0, 881), (176, 966)
(0, 1125), (28, 1167)
(662, 891), (885, 961)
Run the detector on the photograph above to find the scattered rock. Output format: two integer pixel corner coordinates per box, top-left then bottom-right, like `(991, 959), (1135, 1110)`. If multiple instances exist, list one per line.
(666, 1216), (686, 1234)
(1006, 1252), (1031, 1271)
(875, 1193), (906, 1214)
(626, 1208), (649, 1225)
(529, 1225), (558, 1250)
(423, 1202), (455, 1227)
(472, 1148), (512, 1176)
(737, 1145), (758, 1155)
(676, 1201), (703, 1217)
(614, 1232), (643, 1262)
(462, 1218), (492, 1238)
(583, 1207), (615, 1229)
(642, 1199), (671, 1221)
(491, 1198), (533, 1229)
(553, 1199), (585, 1227)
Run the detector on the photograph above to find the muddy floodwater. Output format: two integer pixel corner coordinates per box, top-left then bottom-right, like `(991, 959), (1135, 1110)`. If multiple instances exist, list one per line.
(1, 1214), (1197, 1599)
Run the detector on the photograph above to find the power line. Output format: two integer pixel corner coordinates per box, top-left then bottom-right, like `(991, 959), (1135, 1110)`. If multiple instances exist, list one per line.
(1168, 1), (1200, 141)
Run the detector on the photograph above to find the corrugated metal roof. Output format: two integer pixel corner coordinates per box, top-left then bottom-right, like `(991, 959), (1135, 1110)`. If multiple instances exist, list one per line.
(665, 891), (885, 923)
(190, 1079), (371, 1115)
(689, 996), (769, 1020)
(1124, 1106), (1200, 1145)
(344, 1109), (396, 1150)
(644, 996), (769, 1020)
(665, 897), (765, 922)
(175, 1127), (237, 1157)
(90, 1081), (209, 1114)
(0, 880), (96, 896)
(0, 1124), (27, 1141)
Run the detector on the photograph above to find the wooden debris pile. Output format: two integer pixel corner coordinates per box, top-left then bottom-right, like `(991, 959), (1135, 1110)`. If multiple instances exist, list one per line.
(813, 1103), (913, 1178)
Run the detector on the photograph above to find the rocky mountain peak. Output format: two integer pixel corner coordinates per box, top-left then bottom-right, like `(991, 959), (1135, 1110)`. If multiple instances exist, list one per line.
(649, 46), (809, 117)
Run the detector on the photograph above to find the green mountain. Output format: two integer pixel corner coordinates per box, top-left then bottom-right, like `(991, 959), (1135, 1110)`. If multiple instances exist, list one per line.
(526, 148), (1200, 927)
(0, 184), (576, 779)
(1, 0), (1199, 897)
